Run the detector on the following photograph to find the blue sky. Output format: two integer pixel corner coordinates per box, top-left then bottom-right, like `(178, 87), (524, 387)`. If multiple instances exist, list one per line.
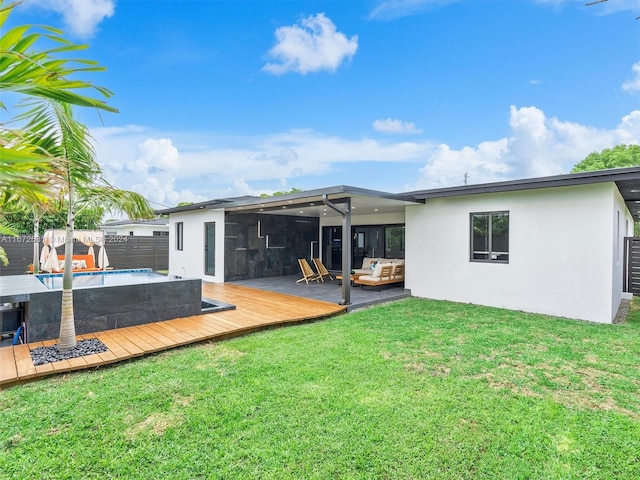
(6, 0), (640, 208)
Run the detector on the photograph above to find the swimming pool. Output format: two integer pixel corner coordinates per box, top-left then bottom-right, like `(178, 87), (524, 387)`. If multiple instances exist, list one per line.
(37, 269), (174, 290)
(24, 270), (204, 342)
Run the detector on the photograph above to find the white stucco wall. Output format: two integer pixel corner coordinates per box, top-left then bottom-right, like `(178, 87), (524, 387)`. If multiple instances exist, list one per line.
(168, 209), (225, 282)
(611, 187), (634, 320)
(406, 183), (629, 324)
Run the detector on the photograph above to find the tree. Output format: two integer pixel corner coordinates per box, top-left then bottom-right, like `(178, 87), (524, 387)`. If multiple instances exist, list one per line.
(1, 0), (118, 263)
(572, 144), (640, 173)
(3, 206), (104, 234)
(17, 99), (154, 350)
(572, 143), (640, 235)
(259, 187), (303, 197)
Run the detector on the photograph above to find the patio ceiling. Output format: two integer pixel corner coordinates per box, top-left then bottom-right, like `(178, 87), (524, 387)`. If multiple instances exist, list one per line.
(204, 186), (423, 218)
(615, 178), (640, 220)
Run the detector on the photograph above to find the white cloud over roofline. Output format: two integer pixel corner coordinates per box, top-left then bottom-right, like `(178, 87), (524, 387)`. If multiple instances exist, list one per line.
(412, 105), (640, 189)
(92, 107), (640, 207)
(263, 13), (358, 75)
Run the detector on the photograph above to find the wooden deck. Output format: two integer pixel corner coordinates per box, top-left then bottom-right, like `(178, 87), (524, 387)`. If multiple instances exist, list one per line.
(0, 282), (346, 389)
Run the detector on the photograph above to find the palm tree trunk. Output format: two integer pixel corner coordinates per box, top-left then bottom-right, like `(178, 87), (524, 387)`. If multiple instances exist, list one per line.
(32, 215), (40, 275)
(58, 194), (76, 350)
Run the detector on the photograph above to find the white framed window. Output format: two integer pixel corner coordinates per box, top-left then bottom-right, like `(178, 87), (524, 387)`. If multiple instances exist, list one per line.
(470, 211), (509, 263)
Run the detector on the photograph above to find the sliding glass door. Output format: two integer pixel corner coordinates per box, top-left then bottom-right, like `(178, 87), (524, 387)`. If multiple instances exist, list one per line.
(322, 224), (405, 271)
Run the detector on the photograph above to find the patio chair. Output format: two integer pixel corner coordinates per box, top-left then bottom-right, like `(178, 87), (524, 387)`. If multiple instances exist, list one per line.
(313, 258), (334, 282)
(296, 258), (320, 284)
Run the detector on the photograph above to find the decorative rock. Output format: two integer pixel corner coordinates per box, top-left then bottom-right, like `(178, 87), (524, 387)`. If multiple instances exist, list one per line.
(30, 338), (108, 366)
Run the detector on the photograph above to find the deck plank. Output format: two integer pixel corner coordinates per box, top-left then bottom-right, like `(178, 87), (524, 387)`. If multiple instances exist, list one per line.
(14, 344), (37, 380)
(1, 282), (347, 388)
(125, 326), (170, 352)
(0, 346), (18, 385)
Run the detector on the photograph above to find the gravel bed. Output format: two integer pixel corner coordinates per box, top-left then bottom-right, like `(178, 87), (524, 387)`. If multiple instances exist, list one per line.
(30, 338), (108, 366)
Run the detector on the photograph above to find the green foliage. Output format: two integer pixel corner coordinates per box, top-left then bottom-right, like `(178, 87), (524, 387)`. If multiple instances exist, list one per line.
(1, 298), (639, 478)
(572, 144), (640, 234)
(3, 206), (104, 234)
(0, 0), (120, 265)
(259, 187), (303, 197)
(0, 0), (117, 113)
(572, 144), (640, 172)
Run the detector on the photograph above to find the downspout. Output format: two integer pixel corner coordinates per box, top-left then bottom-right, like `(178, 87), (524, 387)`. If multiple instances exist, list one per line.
(322, 195), (351, 305)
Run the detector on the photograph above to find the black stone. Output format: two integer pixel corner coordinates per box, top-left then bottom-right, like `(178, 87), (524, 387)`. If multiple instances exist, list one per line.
(30, 338), (108, 366)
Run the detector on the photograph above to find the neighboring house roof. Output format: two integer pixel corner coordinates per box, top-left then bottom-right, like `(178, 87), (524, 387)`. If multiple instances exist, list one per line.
(100, 218), (169, 228)
(155, 167), (640, 220)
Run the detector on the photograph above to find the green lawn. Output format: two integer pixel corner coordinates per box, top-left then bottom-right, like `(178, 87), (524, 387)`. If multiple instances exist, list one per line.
(1, 297), (640, 479)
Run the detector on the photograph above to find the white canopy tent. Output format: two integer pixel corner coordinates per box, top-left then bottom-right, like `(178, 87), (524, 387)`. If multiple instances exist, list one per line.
(40, 229), (109, 272)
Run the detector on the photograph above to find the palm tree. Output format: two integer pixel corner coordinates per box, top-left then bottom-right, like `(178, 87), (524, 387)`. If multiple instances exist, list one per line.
(1, 0), (118, 263)
(1, 1), (153, 349)
(19, 99), (154, 349)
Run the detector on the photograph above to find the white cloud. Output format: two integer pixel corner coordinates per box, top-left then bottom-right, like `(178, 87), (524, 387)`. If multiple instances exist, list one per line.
(92, 107), (640, 206)
(263, 13), (358, 75)
(369, 0), (640, 21)
(623, 61), (640, 92)
(373, 118), (423, 134)
(91, 124), (434, 205)
(91, 128), (206, 208)
(31, 0), (114, 38)
(369, 0), (456, 21)
(411, 105), (640, 189)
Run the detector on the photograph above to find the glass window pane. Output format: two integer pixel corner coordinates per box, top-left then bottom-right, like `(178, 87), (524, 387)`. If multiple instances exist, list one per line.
(470, 212), (509, 263)
(491, 213), (509, 254)
(472, 214), (489, 253)
(385, 226), (405, 258)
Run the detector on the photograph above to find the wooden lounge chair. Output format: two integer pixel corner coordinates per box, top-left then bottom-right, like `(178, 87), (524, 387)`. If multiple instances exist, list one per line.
(296, 258), (320, 284)
(312, 258), (334, 282)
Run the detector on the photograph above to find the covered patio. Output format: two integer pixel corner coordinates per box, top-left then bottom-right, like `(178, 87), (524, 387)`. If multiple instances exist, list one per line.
(229, 273), (410, 311)
(161, 185), (423, 306)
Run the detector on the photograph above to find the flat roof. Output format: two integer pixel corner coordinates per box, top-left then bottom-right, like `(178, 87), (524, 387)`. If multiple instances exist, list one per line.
(156, 167), (640, 220)
(406, 166), (640, 219)
(157, 185), (423, 218)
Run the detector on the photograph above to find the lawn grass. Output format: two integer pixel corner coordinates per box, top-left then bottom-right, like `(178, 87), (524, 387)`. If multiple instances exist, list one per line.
(1, 297), (640, 479)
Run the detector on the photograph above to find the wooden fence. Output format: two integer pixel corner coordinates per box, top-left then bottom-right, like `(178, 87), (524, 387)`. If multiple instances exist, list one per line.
(0, 235), (168, 276)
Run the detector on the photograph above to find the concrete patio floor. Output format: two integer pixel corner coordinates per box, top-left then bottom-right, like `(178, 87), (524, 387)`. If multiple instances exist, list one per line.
(228, 274), (411, 311)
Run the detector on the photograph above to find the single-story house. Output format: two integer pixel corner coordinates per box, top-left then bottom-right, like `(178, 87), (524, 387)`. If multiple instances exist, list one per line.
(100, 218), (169, 237)
(157, 167), (640, 324)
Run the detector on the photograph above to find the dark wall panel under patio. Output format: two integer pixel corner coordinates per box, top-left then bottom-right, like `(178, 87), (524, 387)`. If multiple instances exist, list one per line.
(224, 213), (319, 281)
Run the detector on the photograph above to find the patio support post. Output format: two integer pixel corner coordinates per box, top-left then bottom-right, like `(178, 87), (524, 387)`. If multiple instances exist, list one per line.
(322, 195), (351, 305)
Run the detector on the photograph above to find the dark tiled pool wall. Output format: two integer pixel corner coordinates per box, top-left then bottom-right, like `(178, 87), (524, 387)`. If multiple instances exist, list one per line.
(27, 278), (202, 342)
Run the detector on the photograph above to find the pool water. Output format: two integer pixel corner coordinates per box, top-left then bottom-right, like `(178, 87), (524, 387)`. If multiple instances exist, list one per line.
(36, 269), (175, 290)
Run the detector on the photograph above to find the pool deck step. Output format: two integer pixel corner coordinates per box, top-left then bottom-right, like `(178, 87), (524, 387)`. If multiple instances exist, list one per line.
(0, 282), (346, 389)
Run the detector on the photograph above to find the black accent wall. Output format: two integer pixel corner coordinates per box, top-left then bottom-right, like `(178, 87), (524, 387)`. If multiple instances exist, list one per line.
(224, 213), (319, 281)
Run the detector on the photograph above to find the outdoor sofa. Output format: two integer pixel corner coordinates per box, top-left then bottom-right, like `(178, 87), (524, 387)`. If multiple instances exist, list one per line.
(352, 258), (405, 290)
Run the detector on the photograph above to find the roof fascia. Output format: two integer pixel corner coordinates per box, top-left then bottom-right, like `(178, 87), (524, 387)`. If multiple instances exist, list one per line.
(410, 167), (640, 200)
